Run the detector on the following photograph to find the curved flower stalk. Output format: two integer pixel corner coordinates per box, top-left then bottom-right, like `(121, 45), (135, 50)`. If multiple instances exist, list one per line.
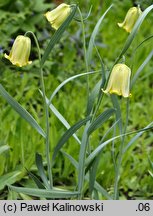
(118, 6), (142, 33)
(4, 35), (32, 67)
(102, 63), (131, 98)
(44, 3), (71, 30)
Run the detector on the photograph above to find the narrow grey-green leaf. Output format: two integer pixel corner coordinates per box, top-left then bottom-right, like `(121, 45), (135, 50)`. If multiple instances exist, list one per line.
(74, 5), (92, 22)
(87, 80), (102, 115)
(0, 84), (46, 138)
(25, 168), (45, 189)
(35, 153), (50, 189)
(86, 125), (153, 166)
(41, 5), (77, 66)
(133, 35), (153, 54)
(94, 43), (106, 88)
(52, 116), (91, 161)
(123, 121), (153, 153)
(9, 185), (79, 199)
(93, 181), (112, 200)
(86, 45), (105, 117)
(39, 90), (81, 144)
(61, 150), (79, 169)
(78, 122), (90, 198)
(87, 108), (115, 135)
(61, 150), (112, 199)
(131, 50), (153, 88)
(44, 95), (81, 145)
(49, 70), (100, 103)
(88, 119), (120, 194)
(87, 4), (113, 64)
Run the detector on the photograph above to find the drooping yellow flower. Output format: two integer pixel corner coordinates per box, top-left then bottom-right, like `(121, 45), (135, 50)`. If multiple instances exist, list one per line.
(102, 64), (131, 98)
(44, 3), (71, 30)
(4, 35), (32, 67)
(118, 6), (142, 33)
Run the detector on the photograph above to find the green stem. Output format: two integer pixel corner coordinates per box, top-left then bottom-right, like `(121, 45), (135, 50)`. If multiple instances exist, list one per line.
(40, 68), (53, 189)
(25, 31), (53, 189)
(24, 31), (41, 62)
(91, 93), (103, 121)
(112, 124), (117, 173)
(90, 44), (106, 122)
(77, 7), (89, 97)
(114, 98), (129, 199)
(20, 119), (25, 166)
(76, 7), (91, 199)
(78, 123), (90, 199)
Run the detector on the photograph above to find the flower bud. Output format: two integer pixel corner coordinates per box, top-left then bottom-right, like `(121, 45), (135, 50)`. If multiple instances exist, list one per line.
(4, 35), (32, 67)
(118, 6), (142, 33)
(102, 64), (131, 98)
(44, 3), (71, 30)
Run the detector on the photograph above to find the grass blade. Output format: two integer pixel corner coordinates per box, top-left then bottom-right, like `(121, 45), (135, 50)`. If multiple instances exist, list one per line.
(148, 171), (153, 178)
(0, 84), (46, 138)
(41, 5), (77, 66)
(0, 145), (10, 155)
(52, 116), (91, 161)
(148, 157), (153, 170)
(148, 157), (153, 178)
(0, 171), (22, 190)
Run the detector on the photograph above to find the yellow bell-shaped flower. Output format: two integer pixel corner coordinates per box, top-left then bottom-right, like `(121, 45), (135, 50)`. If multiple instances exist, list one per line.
(44, 3), (71, 30)
(4, 35), (32, 67)
(118, 6), (142, 33)
(103, 64), (131, 98)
